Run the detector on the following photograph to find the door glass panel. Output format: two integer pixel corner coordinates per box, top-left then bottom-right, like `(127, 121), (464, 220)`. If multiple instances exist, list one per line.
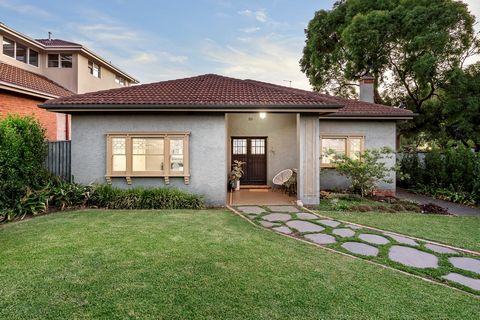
(170, 138), (184, 172)
(111, 137), (126, 171)
(132, 138), (164, 171)
(321, 138), (346, 164)
(232, 139), (247, 155)
(251, 139), (265, 155)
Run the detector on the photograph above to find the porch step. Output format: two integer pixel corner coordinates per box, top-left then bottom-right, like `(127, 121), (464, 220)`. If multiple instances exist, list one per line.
(240, 185), (271, 189)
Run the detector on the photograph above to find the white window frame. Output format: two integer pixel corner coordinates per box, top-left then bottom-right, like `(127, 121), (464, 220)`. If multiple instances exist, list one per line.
(88, 60), (101, 78)
(47, 53), (73, 68)
(2, 38), (39, 67)
(115, 75), (126, 86)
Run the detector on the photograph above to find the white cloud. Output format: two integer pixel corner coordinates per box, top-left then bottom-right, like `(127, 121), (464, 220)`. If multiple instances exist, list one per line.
(201, 35), (311, 90)
(239, 9), (268, 23)
(0, 0), (51, 18)
(240, 27), (260, 33)
(73, 24), (142, 44)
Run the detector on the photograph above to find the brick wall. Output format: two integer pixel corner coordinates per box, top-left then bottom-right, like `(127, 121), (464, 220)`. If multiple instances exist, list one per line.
(0, 90), (59, 140)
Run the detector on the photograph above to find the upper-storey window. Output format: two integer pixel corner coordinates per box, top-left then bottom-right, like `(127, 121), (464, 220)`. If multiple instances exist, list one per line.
(29, 49), (38, 67)
(48, 53), (72, 68)
(88, 61), (101, 78)
(15, 43), (27, 63)
(3, 38), (39, 66)
(3, 38), (14, 58)
(115, 75), (127, 86)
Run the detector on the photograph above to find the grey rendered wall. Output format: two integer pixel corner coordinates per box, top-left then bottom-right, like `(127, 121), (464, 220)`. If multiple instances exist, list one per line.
(71, 113), (227, 206)
(226, 113), (297, 186)
(319, 120), (397, 192)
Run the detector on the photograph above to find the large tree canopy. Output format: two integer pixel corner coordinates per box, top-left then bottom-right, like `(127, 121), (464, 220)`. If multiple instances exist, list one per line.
(300, 0), (479, 120)
(440, 63), (480, 149)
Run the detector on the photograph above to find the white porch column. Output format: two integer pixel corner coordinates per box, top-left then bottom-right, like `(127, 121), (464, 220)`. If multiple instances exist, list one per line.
(297, 114), (320, 205)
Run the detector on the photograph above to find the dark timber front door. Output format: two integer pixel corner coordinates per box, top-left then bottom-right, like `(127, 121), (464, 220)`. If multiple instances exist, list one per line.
(232, 137), (267, 185)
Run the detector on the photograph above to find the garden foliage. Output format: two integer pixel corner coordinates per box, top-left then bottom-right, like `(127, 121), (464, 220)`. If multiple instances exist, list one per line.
(398, 145), (480, 205)
(327, 147), (395, 197)
(0, 115), (48, 216)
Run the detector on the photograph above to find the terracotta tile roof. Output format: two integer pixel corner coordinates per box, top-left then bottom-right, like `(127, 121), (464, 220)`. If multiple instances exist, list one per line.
(245, 79), (413, 117)
(42, 74), (414, 117)
(35, 39), (81, 47)
(0, 63), (73, 98)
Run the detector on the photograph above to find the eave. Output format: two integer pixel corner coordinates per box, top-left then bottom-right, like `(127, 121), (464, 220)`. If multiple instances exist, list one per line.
(0, 81), (61, 100)
(39, 103), (343, 113)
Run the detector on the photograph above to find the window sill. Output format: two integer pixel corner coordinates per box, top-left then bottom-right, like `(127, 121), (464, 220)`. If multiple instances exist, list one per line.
(105, 174), (190, 185)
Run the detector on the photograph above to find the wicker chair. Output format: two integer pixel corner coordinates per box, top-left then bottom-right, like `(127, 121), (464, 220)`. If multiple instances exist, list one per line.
(272, 169), (293, 191)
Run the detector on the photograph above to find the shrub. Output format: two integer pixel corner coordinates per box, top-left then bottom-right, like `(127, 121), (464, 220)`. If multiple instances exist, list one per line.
(327, 147), (395, 197)
(89, 185), (205, 210)
(0, 115), (48, 218)
(399, 146), (480, 205)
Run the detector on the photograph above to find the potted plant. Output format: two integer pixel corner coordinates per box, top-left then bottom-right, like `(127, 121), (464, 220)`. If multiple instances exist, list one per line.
(229, 160), (245, 191)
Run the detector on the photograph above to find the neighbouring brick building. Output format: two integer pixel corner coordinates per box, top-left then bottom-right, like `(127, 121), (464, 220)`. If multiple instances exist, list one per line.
(0, 22), (137, 140)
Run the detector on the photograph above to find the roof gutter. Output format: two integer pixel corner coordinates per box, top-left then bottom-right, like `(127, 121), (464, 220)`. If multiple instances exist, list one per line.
(40, 103), (342, 113)
(0, 81), (61, 100)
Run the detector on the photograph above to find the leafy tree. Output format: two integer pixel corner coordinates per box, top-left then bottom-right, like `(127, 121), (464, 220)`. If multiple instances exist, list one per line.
(301, 0), (478, 134)
(440, 63), (480, 150)
(327, 147), (395, 197)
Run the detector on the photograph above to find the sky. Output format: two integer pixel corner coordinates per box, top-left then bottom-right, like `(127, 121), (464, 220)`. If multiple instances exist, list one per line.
(1, 0), (479, 90)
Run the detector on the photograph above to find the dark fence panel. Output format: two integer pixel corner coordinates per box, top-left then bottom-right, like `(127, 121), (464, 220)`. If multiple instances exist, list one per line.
(45, 140), (71, 182)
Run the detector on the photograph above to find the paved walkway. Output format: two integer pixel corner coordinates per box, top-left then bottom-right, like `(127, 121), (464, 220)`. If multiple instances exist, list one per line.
(234, 205), (480, 294)
(396, 188), (480, 217)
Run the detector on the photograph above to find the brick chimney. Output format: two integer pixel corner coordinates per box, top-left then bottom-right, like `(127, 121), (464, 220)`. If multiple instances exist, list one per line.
(359, 73), (375, 103)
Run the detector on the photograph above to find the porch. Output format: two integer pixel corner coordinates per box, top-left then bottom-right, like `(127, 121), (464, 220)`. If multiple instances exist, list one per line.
(225, 112), (321, 205)
(229, 187), (297, 205)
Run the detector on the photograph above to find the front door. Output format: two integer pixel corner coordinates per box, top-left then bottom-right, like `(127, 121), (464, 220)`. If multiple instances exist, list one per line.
(231, 137), (267, 185)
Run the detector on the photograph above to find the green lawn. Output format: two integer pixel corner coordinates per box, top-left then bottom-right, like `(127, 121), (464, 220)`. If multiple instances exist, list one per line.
(1, 210), (479, 319)
(316, 210), (480, 252)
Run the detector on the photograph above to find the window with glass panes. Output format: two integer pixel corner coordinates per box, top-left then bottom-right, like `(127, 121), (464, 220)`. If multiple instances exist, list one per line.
(106, 133), (190, 184)
(320, 136), (364, 167)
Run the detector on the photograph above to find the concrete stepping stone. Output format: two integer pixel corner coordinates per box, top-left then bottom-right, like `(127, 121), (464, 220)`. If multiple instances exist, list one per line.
(296, 212), (318, 220)
(384, 233), (418, 246)
(448, 257), (480, 275)
(388, 246), (438, 269)
(359, 234), (390, 245)
(346, 224), (362, 230)
(267, 205), (299, 213)
(442, 273), (480, 291)
(237, 206), (265, 214)
(286, 220), (324, 233)
(262, 213), (292, 222)
(425, 243), (458, 254)
(318, 219), (341, 228)
(332, 228), (355, 238)
(304, 233), (336, 245)
(260, 221), (274, 228)
(272, 226), (292, 235)
(342, 242), (378, 256)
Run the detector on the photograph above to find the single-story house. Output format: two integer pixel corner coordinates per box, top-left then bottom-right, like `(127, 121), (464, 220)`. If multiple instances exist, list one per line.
(41, 74), (414, 206)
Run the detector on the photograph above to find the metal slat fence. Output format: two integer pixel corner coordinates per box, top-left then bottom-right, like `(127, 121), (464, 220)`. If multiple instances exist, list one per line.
(45, 140), (71, 182)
